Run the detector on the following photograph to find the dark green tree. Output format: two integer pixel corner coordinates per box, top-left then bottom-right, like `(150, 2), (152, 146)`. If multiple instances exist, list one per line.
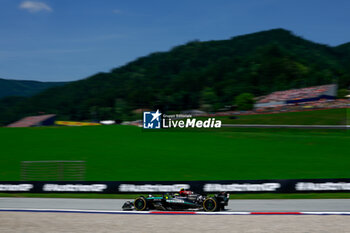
(235, 93), (255, 110)
(337, 89), (349, 98)
(200, 87), (218, 112)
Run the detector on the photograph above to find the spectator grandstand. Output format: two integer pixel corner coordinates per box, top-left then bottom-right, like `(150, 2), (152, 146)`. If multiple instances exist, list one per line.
(253, 99), (349, 114)
(203, 99), (349, 117)
(202, 84), (348, 117)
(255, 84), (337, 108)
(7, 114), (56, 127)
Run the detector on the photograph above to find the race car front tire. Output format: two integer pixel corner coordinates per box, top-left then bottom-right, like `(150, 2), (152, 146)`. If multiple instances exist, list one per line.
(134, 197), (148, 211)
(203, 197), (219, 212)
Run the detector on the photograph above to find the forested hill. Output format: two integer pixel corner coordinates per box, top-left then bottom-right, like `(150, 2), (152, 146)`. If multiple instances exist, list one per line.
(0, 78), (66, 98)
(1, 28), (350, 125)
(335, 42), (350, 71)
(336, 42), (350, 55)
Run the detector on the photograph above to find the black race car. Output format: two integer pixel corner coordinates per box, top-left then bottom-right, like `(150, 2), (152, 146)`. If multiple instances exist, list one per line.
(122, 190), (229, 212)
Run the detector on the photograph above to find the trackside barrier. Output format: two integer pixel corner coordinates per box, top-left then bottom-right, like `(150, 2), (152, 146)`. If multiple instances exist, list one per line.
(1, 178), (350, 194)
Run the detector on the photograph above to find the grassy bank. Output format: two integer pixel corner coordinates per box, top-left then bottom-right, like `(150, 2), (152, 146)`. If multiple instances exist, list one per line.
(0, 125), (349, 181)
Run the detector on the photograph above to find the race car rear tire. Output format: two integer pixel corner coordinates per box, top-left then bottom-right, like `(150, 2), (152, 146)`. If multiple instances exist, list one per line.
(134, 197), (148, 211)
(220, 205), (225, 211)
(203, 197), (219, 212)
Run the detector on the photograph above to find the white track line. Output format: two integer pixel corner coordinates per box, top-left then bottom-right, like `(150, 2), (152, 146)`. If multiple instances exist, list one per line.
(1, 208), (350, 215)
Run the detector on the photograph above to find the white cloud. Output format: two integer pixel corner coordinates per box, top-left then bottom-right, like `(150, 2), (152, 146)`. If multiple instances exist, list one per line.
(19, 1), (52, 13)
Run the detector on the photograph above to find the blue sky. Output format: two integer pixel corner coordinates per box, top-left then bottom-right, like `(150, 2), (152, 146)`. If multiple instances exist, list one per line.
(0, 0), (349, 82)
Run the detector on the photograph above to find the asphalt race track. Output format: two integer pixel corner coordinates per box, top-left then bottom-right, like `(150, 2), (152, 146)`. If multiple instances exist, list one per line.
(2, 198), (350, 233)
(1, 198), (350, 212)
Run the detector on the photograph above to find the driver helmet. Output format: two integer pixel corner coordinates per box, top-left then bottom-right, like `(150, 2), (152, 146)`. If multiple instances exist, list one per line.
(179, 188), (186, 196)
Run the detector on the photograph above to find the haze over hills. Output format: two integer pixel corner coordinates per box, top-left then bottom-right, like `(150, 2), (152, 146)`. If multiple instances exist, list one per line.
(0, 78), (67, 98)
(0, 28), (349, 125)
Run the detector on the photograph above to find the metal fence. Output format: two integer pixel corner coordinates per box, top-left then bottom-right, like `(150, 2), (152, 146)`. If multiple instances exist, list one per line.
(21, 161), (86, 181)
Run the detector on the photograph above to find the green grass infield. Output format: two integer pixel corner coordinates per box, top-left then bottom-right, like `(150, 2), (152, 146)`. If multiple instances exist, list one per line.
(0, 123), (349, 181)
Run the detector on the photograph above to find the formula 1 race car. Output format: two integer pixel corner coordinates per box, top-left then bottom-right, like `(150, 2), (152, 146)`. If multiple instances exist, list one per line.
(122, 190), (229, 212)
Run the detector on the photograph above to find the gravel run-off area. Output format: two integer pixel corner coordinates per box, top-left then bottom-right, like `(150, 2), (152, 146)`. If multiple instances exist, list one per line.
(1, 212), (350, 233)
